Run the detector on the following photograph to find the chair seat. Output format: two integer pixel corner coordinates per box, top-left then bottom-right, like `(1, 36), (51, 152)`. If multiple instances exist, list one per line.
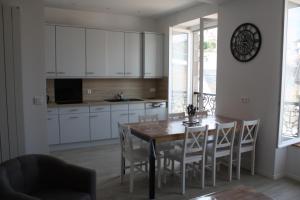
(165, 148), (204, 163)
(235, 145), (254, 153)
(32, 189), (91, 200)
(206, 144), (231, 158)
(124, 148), (149, 162)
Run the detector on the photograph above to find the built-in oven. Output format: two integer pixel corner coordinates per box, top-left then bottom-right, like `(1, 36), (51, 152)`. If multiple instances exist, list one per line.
(54, 79), (82, 104)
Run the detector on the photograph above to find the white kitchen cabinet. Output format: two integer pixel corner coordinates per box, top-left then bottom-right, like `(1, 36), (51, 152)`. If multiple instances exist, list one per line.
(60, 113), (90, 143)
(125, 32), (141, 77)
(56, 26), (86, 77)
(47, 115), (60, 145)
(143, 33), (163, 78)
(45, 25), (56, 77)
(86, 29), (107, 77)
(145, 102), (167, 120)
(106, 31), (125, 77)
(129, 110), (145, 123)
(111, 110), (129, 138)
(90, 111), (111, 140)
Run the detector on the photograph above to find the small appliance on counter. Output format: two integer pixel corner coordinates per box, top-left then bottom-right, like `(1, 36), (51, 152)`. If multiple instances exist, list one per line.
(54, 79), (82, 104)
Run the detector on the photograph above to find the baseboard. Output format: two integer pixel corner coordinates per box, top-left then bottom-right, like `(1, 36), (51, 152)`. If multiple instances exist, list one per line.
(286, 173), (300, 182)
(49, 139), (120, 152)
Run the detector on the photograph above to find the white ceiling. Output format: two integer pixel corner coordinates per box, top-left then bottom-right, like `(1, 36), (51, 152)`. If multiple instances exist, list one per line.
(44, 0), (227, 18)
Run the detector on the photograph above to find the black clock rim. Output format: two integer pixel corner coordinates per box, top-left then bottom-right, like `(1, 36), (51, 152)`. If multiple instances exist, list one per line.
(230, 23), (262, 62)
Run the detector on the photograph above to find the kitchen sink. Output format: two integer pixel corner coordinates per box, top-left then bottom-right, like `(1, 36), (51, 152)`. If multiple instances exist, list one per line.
(104, 98), (144, 102)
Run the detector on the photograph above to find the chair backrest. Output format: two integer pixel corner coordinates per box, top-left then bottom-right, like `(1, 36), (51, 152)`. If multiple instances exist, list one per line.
(138, 114), (159, 123)
(168, 112), (185, 120)
(118, 123), (133, 157)
(182, 125), (209, 160)
(238, 119), (260, 147)
(195, 111), (208, 118)
(214, 121), (237, 153)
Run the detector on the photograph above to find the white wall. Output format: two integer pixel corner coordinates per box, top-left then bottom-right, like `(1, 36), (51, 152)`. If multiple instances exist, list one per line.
(1, 0), (49, 154)
(217, 0), (285, 178)
(157, 3), (218, 76)
(45, 7), (157, 32)
(286, 146), (300, 181)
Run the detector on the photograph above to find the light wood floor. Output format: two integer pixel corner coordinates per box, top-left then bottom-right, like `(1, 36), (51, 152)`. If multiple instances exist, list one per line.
(52, 144), (300, 200)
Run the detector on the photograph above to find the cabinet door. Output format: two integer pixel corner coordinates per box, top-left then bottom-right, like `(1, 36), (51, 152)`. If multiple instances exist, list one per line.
(86, 29), (106, 77)
(129, 109), (145, 123)
(125, 32), (141, 77)
(60, 113), (90, 143)
(111, 111), (129, 138)
(45, 25), (56, 77)
(106, 31), (125, 77)
(144, 33), (163, 78)
(56, 26), (85, 77)
(47, 115), (60, 145)
(90, 112), (111, 140)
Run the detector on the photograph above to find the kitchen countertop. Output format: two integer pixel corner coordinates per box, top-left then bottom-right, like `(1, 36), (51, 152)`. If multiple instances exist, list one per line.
(47, 99), (167, 108)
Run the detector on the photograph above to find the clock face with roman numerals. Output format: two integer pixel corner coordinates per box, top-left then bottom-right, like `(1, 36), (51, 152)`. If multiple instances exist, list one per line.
(230, 23), (261, 62)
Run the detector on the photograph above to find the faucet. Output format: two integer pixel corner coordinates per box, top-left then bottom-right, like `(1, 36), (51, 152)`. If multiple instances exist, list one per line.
(116, 91), (124, 100)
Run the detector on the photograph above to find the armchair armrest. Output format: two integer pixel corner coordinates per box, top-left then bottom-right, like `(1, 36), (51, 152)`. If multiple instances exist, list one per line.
(1, 192), (40, 200)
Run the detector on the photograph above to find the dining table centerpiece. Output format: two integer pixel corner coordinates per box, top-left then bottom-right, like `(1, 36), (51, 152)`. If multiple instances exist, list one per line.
(187, 104), (198, 123)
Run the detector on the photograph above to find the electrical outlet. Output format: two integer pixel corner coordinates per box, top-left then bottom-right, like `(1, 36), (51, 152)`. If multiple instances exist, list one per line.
(87, 89), (92, 95)
(240, 97), (250, 104)
(150, 88), (156, 93)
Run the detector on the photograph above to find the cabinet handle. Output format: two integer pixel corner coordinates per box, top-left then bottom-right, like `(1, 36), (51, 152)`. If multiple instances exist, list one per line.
(125, 72), (132, 75)
(69, 109), (78, 112)
(129, 113), (136, 115)
(116, 72), (124, 75)
(95, 107), (104, 110)
(47, 72), (56, 74)
(57, 72), (65, 74)
(86, 72), (95, 75)
(69, 116), (79, 119)
(120, 113), (129, 116)
(89, 115), (98, 118)
(144, 72), (152, 75)
(47, 118), (53, 120)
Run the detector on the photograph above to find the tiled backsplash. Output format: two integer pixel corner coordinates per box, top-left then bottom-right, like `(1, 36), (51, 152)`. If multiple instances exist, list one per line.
(47, 78), (168, 102)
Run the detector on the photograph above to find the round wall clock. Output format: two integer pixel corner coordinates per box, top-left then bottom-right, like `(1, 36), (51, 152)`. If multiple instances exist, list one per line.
(230, 23), (261, 62)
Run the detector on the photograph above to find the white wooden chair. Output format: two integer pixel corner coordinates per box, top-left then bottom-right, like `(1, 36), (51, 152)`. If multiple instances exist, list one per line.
(138, 114), (159, 122)
(163, 125), (209, 194)
(207, 121), (236, 186)
(119, 123), (148, 193)
(236, 119), (260, 179)
(138, 114), (166, 188)
(168, 112), (186, 120)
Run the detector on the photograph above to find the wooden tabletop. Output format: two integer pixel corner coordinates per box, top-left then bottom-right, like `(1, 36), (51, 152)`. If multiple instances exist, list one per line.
(190, 186), (272, 200)
(128, 115), (242, 143)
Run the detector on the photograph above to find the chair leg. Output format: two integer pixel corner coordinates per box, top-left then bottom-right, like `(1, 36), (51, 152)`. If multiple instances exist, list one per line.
(228, 154), (233, 182)
(145, 162), (148, 172)
(236, 152), (241, 180)
(163, 156), (167, 184)
(201, 160), (205, 189)
(181, 162), (186, 195)
(129, 162), (134, 193)
(251, 150), (256, 176)
(121, 156), (124, 184)
(158, 157), (161, 189)
(171, 160), (175, 175)
(212, 157), (216, 187)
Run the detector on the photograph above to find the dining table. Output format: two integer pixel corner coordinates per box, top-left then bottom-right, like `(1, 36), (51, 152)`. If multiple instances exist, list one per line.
(127, 115), (242, 200)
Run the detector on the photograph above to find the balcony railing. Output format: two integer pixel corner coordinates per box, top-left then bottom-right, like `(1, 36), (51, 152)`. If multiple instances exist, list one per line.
(282, 102), (300, 138)
(194, 92), (216, 115)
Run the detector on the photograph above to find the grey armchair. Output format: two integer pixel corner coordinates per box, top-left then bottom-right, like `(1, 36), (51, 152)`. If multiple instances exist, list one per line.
(0, 154), (96, 200)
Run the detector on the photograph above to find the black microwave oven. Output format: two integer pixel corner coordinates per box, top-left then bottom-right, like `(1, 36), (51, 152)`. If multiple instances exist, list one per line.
(54, 79), (82, 104)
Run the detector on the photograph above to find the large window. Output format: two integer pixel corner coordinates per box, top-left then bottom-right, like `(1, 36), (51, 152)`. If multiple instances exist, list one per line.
(279, 0), (300, 147)
(169, 17), (217, 114)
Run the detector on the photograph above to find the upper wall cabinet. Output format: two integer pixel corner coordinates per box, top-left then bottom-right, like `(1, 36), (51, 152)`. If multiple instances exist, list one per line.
(106, 31), (125, 77)
(56, 26), (86, 77)
(125, 32), (141, 77)
(143, 33), (163, 78)
(86, 29), (107, 77)
(45, 25), (56, 77)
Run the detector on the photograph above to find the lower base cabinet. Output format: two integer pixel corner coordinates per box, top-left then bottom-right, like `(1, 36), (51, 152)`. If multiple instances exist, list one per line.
(111, 111), (129, 138)
(90, 111), (111, 140)
(47, 115), (60, 145)
(60, 113), (90, 143)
